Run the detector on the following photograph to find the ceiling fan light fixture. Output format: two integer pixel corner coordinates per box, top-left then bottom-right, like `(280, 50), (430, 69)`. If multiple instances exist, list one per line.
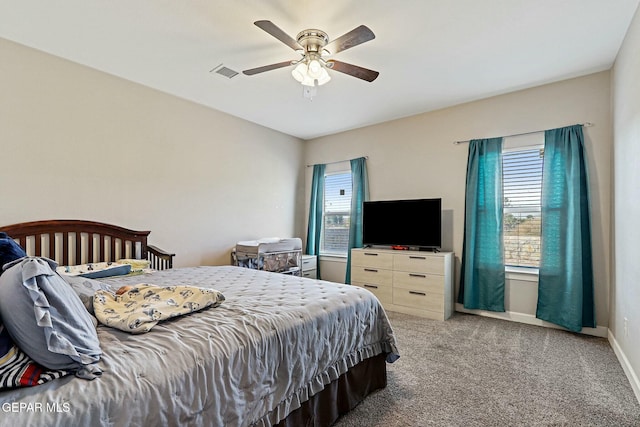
(316, 67), (331, 86)
(292, 57), (331, 87)
(301, 73), (316, 87)
(291, 62), (307, 83)
(307, 59), (323, 78)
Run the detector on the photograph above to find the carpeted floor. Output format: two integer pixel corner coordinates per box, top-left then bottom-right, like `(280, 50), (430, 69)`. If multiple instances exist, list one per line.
(334, 311), (640, 426)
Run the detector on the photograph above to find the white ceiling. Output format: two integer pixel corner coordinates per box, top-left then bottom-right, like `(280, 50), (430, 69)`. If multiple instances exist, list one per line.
(1, 1), (638, 140)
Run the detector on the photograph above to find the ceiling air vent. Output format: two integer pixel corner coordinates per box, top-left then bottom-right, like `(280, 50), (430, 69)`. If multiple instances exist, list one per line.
(210, 64), (239, 79)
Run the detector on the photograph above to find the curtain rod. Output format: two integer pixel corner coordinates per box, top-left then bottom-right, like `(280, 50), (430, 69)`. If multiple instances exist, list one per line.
(452, 122), (594, 145)
(306, 156), (369, 167)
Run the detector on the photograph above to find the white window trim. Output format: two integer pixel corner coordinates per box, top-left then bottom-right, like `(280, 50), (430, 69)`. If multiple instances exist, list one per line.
(319, 253), (348, 261)
(319, 167), (352, 257)
(505, 265), (539, 282)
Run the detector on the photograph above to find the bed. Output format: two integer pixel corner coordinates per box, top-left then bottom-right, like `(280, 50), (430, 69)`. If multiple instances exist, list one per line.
(0, 220), (399, 427)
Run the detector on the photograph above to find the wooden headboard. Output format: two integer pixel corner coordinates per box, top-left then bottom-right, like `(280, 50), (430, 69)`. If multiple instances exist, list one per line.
(1, 219), (174, 270)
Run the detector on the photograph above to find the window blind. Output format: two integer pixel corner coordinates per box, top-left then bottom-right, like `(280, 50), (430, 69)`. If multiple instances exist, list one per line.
(322, 172), (352, 254)
(502, 147), (543, 267)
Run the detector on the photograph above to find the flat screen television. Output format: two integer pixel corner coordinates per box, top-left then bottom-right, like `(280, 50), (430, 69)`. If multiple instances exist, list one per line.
(362, 198), (441, 249)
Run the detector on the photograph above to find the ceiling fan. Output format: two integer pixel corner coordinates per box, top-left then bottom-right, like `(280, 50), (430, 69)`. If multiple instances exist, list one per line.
(243, 20), (379, 88)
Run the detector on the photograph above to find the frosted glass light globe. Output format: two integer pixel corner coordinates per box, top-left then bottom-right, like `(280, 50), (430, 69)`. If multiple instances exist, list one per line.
(316, 67), (331, 86)
(291, 62), (307, 83)
(307, 59), (322, 79)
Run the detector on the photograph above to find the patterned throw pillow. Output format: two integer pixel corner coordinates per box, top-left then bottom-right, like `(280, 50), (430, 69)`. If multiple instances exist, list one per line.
(0, 324), (69, 389)
(57, 262), (131, 279)
(116, 259), (151, 273)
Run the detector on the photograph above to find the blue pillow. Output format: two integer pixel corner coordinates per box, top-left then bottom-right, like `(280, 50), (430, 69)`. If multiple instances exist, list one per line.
(0, 232), (26, 275)
(0, 257), (102, 379)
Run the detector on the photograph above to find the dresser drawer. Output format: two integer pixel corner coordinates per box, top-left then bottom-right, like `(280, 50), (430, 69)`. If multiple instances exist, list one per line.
(301, 255), (317, 270)
(302, 268), (317, 279)
(351, 250), (393, 269)
(393, 253), (444, 275)
(351, 266), (393, 285)
(393, 288), (443, 312)
(393, 271), (444, 294)
(353, 281), (392, 304)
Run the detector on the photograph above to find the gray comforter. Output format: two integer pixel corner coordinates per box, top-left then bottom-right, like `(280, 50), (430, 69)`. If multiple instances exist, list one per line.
(0, 266), (399, 427)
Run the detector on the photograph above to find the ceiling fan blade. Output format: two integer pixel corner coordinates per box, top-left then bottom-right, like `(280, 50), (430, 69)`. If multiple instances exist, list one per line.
(327, 60), (379, 82)
(324, 25), (375, 55)
(243, 61), (294, 76)
(254, 20), (301, 51)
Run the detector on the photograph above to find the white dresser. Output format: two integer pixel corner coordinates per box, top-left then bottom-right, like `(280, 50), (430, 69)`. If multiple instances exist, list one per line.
(350, 248), (454, 320)
(301, 255), (317, 279)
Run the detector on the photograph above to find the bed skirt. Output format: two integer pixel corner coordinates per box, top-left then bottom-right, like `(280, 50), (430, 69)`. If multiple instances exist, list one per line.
(275, 353), (388, 427)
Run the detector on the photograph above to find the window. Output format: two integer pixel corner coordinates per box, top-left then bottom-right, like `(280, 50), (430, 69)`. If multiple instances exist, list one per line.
(320, 172), (352, 255)
(502, 136), (544, 268)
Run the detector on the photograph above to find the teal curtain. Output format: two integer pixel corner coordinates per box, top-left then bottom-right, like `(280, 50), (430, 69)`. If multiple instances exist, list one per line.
(345, 157), (369, 284)
(536, 125), (595, 332)
(306, 164), (325, 279)
(458, 138), (506, 311)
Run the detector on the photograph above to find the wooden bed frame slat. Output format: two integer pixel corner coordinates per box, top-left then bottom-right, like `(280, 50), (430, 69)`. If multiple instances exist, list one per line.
(109, 237), (114, 263)
(76, 233), (82, 265)
(35, 233), (42, 257)
(0, 219), (174, 270)
(49, 233), (55, 260)
(88, 235), (94, 263)
(62, 234), (70, 266)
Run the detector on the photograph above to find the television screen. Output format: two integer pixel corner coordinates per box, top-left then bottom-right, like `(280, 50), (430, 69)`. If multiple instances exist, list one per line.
(362, 198), (441, 249)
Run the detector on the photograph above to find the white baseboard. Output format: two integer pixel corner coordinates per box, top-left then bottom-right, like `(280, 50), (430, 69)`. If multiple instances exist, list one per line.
(608, 331), (640, 405)
(454, 304), (608, 337)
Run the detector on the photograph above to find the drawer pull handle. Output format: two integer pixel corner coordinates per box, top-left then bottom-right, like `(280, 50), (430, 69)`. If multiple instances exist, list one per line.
(409, 273), (426, 278)
(363, 253), (379, 256)
(409, 256), (426, 260)
(409, 291), (426, 296)
(364, 268), (378, 273)
(364, 284), (378, 289)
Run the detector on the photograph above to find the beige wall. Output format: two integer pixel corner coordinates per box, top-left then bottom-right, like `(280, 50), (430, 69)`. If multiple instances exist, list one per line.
(611, 4), (640, 400)
(0, 38), (305, 267)
(1, 20), (635, 394)
(305, 71), (612, 330)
